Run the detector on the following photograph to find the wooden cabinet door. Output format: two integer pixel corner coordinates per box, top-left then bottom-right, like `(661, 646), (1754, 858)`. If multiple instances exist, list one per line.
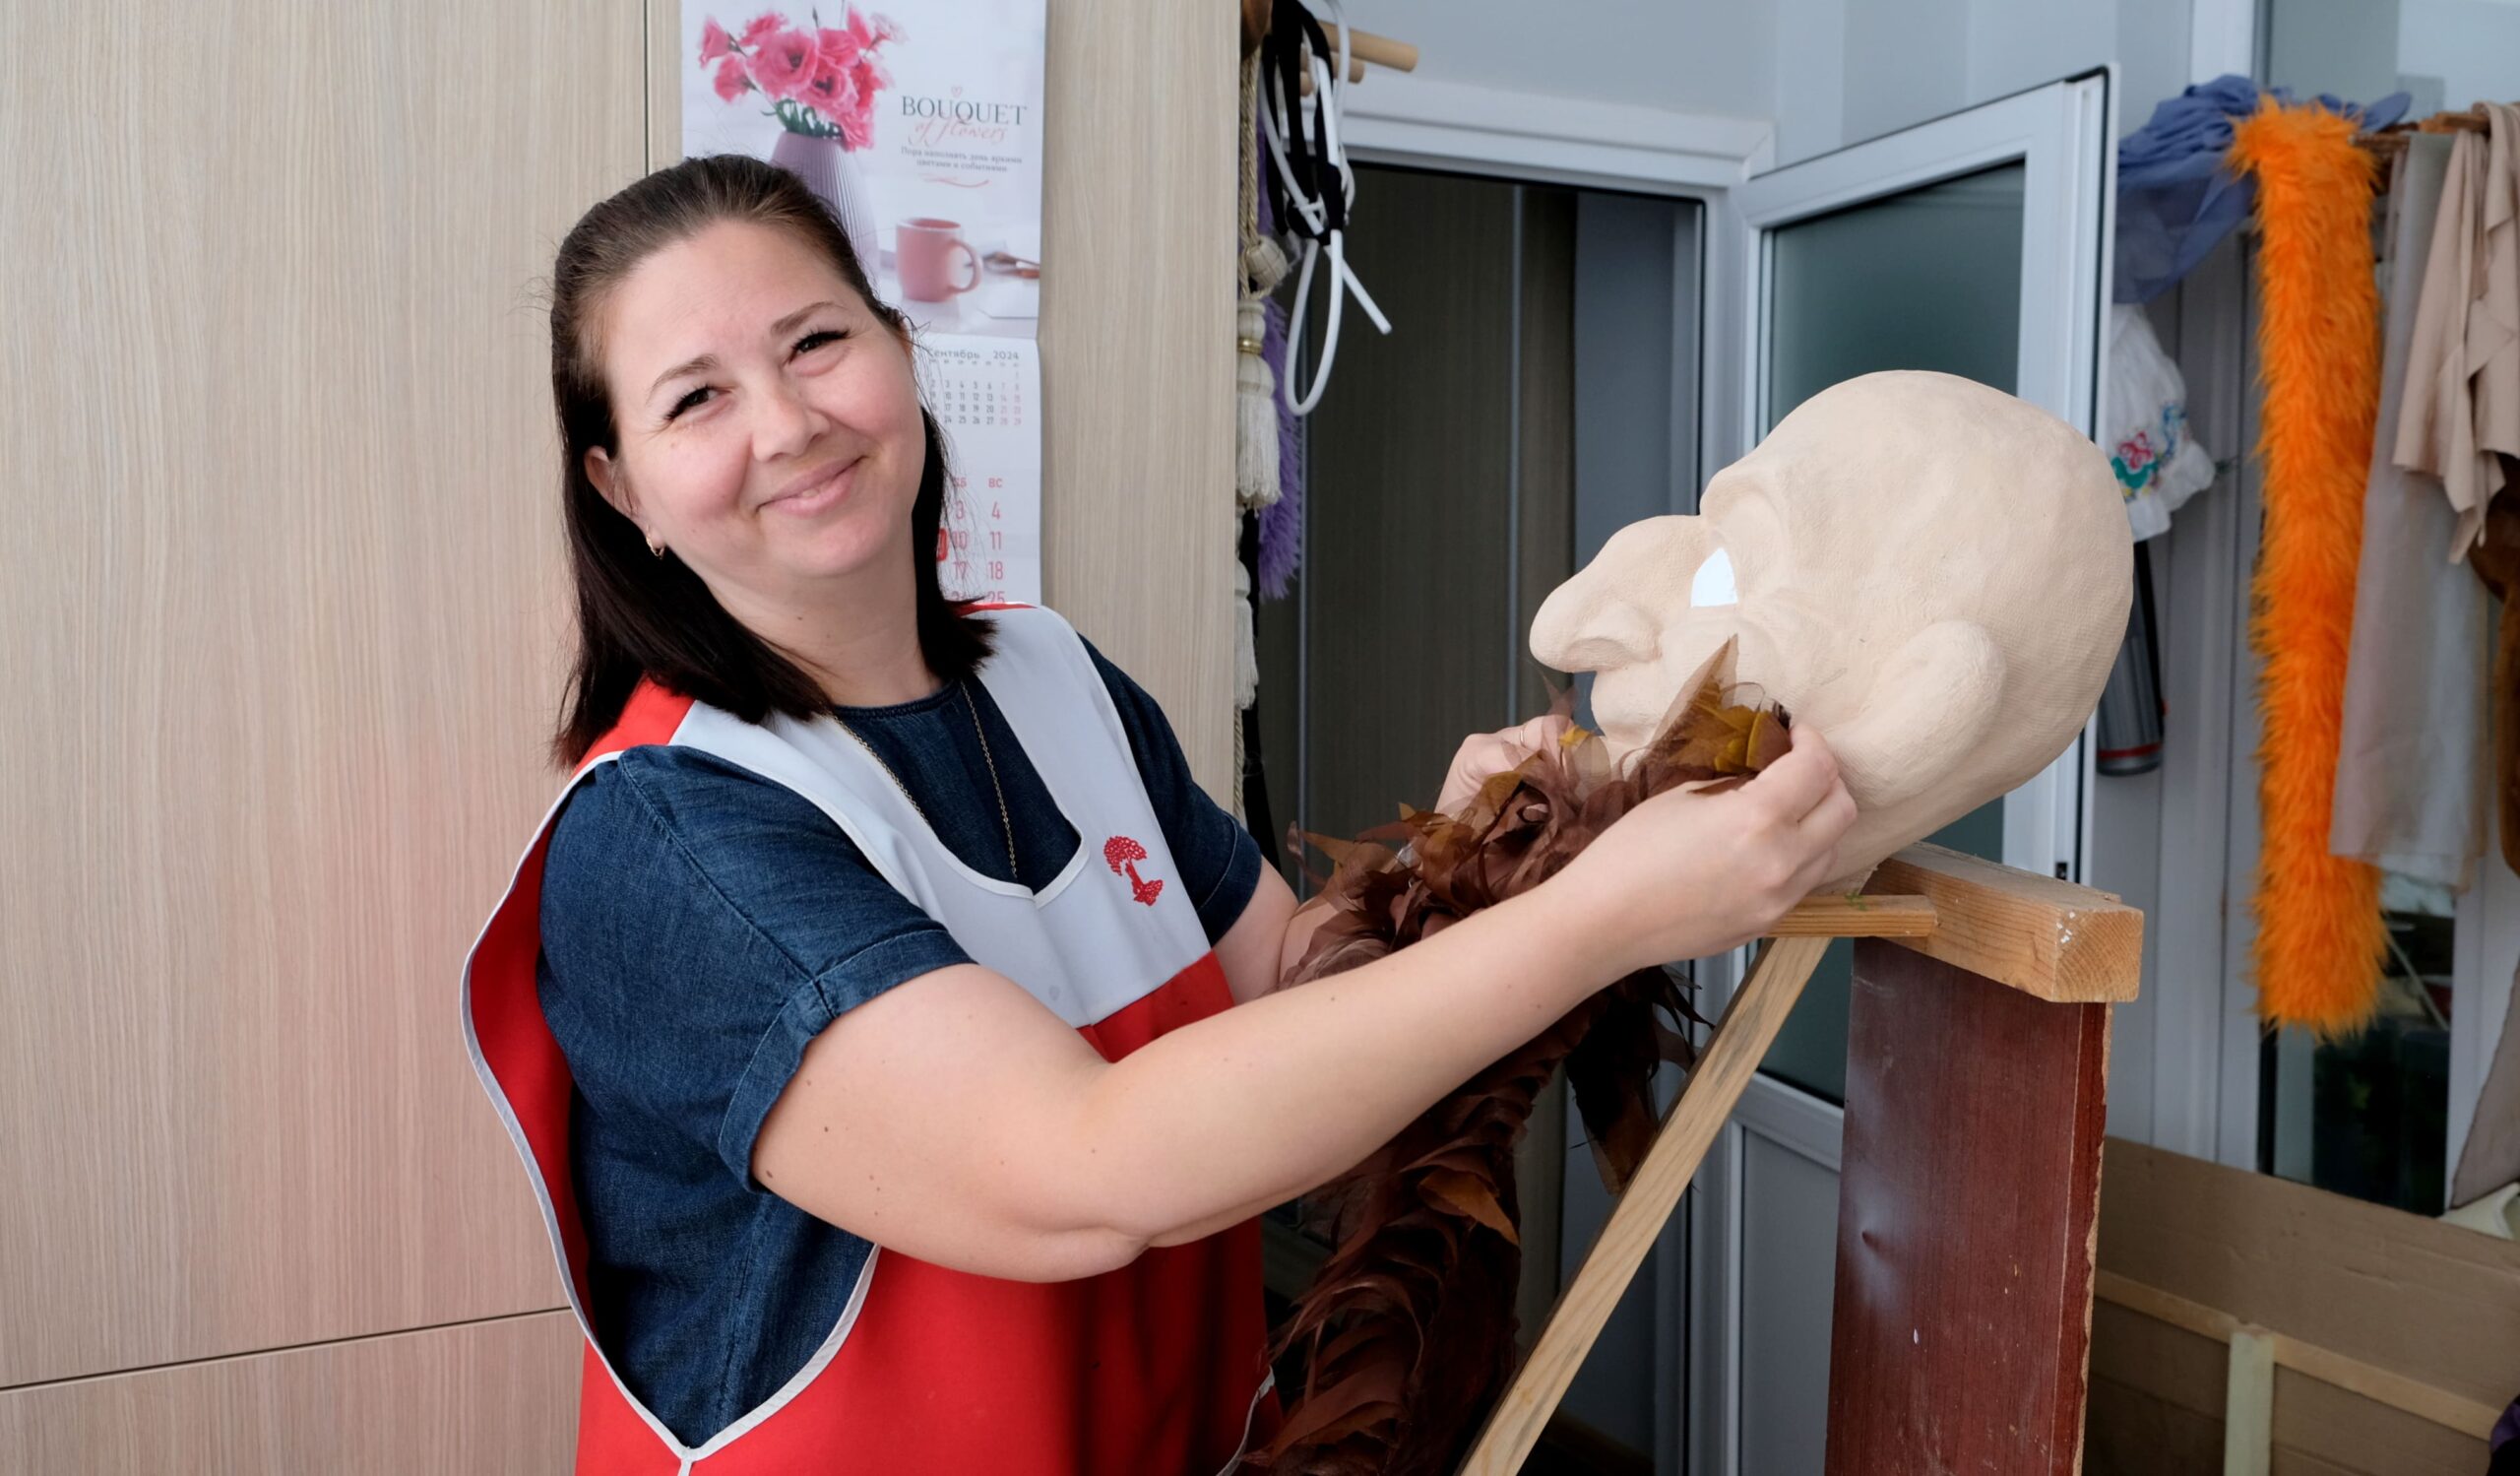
(0, 0), (644, 1388)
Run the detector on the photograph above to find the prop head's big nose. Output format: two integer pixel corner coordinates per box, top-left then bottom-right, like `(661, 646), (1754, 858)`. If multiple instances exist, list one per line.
(1530, 582), (1658, 671)
(1531, 517), (1712, 673)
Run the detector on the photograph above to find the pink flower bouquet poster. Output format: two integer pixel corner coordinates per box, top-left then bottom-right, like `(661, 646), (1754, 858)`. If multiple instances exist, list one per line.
(682, 2), (1046, 340)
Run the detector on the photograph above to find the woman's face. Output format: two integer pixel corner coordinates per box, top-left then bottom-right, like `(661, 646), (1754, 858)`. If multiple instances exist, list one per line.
(586, 219), (926, 616)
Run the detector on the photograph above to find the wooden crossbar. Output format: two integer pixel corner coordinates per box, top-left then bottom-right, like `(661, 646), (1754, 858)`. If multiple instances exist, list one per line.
(2094, 1272), (2503, 1441)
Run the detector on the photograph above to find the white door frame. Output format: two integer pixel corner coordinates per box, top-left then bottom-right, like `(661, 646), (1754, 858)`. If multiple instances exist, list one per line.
(2166, 0), (2268, 1177)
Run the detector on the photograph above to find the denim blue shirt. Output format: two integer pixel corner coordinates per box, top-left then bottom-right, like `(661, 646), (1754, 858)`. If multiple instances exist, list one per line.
(535, 637), (1264, 1446)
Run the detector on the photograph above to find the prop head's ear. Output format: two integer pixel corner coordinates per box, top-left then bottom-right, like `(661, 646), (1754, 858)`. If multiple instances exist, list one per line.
(1823, 619), (2007, 811)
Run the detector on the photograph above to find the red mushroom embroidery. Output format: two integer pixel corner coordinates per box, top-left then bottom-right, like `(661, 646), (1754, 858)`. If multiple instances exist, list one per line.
(1102, 836), (1164, 907)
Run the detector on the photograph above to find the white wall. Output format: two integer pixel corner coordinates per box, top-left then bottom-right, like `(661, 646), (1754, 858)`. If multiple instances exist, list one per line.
(1345, 0), (2192, 160)
(2267, 0), (2520, 116)
(1330, 0), (1776, 124)
(2395, 0), (2520, 114)
(2266, 0), (2406, 100)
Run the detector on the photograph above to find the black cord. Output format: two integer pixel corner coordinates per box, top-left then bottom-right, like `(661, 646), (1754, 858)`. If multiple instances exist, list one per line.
(1259, 0), (1347, 243)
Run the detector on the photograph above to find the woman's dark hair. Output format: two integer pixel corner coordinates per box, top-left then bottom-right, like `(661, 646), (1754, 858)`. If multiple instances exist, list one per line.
(546, 153), (993, 765)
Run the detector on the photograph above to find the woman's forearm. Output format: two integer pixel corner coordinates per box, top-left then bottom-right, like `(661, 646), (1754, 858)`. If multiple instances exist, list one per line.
(1064, 881), (1610, 1250)
(765, 723), (1843, 1283)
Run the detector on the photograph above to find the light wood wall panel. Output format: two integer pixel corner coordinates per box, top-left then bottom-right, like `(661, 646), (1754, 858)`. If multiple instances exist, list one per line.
(1037, 0), (1238, 792)
(645, 0), (1240, 793)
(0, 1), (643, 1385)
(0, 1313), (581, 1475)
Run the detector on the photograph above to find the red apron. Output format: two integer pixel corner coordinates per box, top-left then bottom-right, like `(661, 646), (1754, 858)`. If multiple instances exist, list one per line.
(463, 605), (1276, 1473)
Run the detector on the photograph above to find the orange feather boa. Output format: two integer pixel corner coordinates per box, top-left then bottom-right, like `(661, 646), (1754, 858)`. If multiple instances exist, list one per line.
(2229, 100), (2388, 1035)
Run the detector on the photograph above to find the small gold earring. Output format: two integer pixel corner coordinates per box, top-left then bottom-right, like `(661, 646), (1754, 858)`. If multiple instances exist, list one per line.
(647, 535), (665, 559)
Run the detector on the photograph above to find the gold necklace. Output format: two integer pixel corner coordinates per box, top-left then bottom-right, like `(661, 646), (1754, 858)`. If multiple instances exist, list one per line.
(834, 678), (1021, 883)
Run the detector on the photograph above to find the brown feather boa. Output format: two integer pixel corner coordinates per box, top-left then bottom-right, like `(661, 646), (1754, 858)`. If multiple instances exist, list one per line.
(1246, 645), (1790, 1475)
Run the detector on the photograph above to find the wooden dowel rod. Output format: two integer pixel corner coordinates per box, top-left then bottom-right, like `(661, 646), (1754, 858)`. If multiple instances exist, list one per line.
(1246, 5), (1418, 72)
(2362, 99), (2500, 151)
(1328, 28), (1418, 72)
(1457, 935), (1833, 1474)
(1288, 29), (1416, 95)
(1311, 50), (1365, 83)
(1294, 59), (1363, 96)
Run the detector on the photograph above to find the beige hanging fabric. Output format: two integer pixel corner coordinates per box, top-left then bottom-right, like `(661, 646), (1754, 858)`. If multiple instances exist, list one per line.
(2453, 494), (2520, 1207)
(2393, 101), (2520, 559)
(2333, 132), (2493, 891)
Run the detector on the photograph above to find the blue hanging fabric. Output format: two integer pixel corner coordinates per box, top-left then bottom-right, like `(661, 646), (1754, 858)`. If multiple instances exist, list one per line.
(2115, 74), (2412, 304)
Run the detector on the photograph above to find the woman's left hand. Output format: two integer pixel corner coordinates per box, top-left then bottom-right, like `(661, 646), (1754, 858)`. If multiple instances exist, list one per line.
(1435, 714), (1576, 816)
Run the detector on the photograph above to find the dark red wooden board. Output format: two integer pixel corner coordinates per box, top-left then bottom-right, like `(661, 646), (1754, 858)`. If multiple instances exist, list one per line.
(1823, 938), (2111, 1475)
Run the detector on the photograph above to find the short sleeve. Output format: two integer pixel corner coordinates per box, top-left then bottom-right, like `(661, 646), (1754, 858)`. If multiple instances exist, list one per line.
(1078, 636), (1264, 943)
(536, 746), (972, 1188)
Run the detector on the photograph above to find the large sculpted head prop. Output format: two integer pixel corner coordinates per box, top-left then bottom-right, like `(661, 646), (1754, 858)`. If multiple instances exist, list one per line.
(1531, 370), (2133, 887)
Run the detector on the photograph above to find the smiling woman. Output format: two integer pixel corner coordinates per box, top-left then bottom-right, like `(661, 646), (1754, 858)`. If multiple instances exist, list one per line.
(460, 154), (1855, 1475)
(544, 157), (993, 759)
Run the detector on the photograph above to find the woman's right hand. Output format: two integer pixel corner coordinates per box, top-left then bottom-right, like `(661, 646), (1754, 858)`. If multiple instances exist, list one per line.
(1548, 724), (1858, 978)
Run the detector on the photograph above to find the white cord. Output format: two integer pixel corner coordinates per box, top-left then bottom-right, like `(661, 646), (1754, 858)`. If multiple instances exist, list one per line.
(1259, 8), (1391, 417)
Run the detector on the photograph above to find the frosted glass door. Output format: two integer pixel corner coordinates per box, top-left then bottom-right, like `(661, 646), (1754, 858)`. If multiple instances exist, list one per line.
(1689, 71), (2114, 1476)
(1756, 160), (2027, 1099)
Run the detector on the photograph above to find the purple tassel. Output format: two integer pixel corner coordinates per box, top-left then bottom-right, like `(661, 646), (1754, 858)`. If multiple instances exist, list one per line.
(1253, 106), (1304, 600)
(1258, 296), (1304, 598)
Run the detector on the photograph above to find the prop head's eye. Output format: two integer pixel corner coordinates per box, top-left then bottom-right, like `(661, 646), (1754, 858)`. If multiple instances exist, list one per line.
(1689, 546), (1737, 609)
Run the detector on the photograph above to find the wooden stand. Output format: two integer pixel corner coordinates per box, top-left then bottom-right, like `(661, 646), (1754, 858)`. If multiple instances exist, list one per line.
(1460, 843), (2143, 1474)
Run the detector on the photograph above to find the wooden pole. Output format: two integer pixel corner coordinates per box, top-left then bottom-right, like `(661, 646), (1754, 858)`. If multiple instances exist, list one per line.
(1328, 29), (1419, 72)
(1457, 934), (1833, 1474)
